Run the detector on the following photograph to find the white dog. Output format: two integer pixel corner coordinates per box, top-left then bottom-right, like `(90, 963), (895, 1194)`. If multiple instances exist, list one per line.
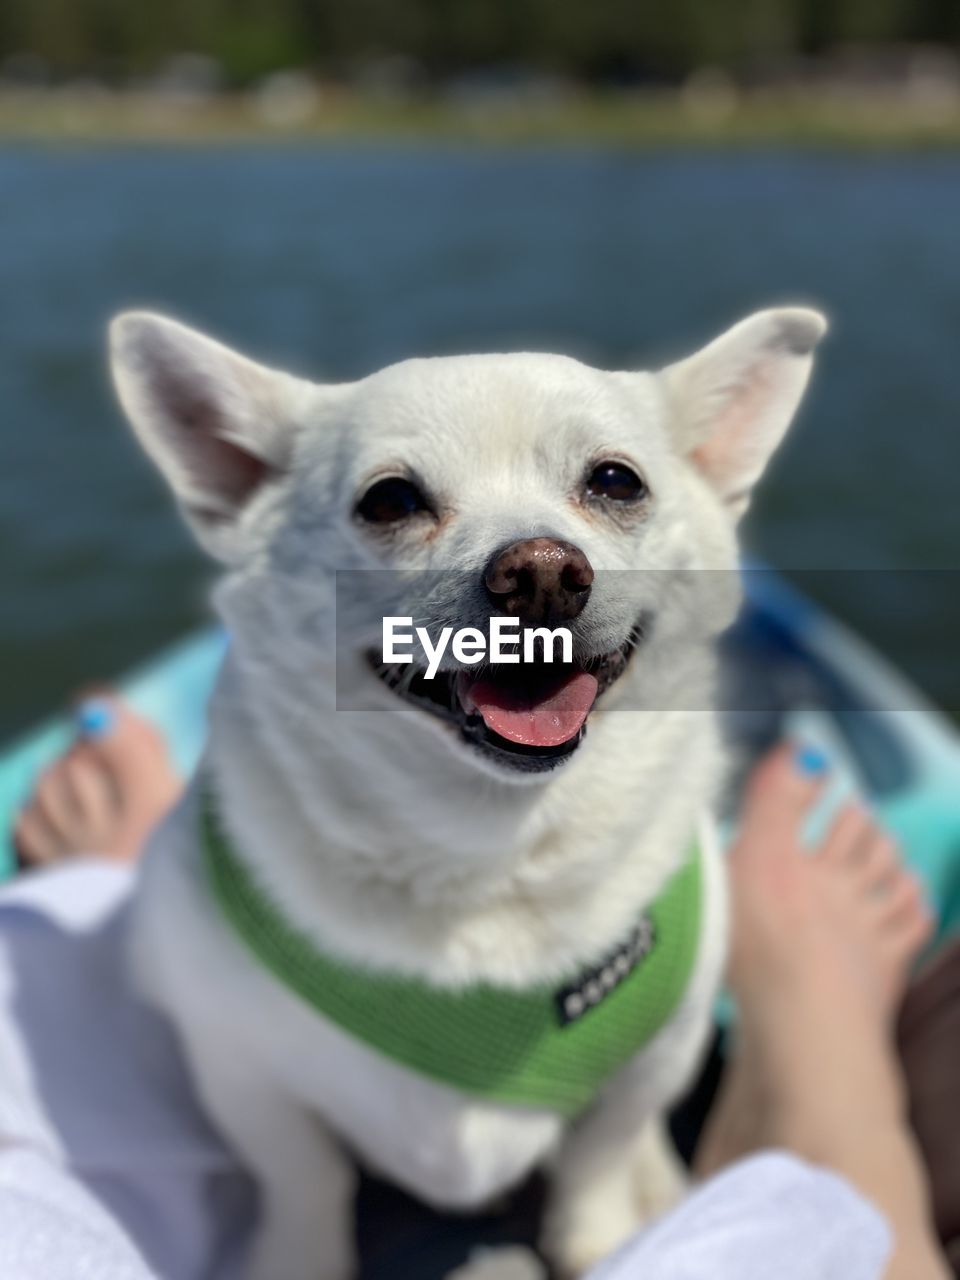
(110, 305), (825, 1280)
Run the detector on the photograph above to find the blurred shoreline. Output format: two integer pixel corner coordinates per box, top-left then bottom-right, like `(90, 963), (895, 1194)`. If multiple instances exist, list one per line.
(4, 76), (960, 147)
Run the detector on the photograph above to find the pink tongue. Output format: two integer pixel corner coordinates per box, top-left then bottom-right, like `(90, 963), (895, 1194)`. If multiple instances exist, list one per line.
(465, 671), (599, 747)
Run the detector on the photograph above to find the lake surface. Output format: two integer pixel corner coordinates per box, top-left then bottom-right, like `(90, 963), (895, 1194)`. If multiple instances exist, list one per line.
(2, 145), (959, 739)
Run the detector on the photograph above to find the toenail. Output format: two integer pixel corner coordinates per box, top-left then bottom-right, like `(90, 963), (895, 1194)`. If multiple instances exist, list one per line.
(76, 699), (116, 741)
(794, 744), (828, 777)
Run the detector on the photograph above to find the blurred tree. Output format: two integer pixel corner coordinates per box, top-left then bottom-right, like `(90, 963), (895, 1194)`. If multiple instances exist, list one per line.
(907, 0), (960, 43)
(0, 0), (957, 83)
(828, 0), (911, 44)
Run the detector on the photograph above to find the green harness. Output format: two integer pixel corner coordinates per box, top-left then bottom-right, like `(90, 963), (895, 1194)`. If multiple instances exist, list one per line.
(202, 797), (702, 1118)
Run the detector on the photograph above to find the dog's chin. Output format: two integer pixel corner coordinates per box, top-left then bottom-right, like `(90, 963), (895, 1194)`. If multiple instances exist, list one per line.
(365, 624), (644, 779)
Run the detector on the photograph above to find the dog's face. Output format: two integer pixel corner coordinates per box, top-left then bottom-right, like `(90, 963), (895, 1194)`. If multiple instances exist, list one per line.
(110, 309), (825, 784)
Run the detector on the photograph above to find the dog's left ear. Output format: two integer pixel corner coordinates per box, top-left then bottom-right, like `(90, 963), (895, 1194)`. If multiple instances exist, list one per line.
(660, 307), (827, 518)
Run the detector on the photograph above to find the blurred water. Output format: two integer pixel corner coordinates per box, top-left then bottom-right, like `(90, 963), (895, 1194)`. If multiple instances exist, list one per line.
(1, 145), (959, 738)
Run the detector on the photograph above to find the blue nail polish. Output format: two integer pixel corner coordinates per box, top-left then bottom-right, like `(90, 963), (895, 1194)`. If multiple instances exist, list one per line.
(795, 744), (828, 777)
(76, 699), (115, 740)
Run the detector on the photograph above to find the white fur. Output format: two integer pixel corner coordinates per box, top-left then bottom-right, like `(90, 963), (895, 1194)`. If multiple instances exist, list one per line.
(111, 307), (826, 1279)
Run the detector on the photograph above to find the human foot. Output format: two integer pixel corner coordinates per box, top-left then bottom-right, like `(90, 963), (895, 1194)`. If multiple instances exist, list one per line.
(699, 742), (933, 1172)
(13, 694), (183, 866)
(727, 743), (932, 1029)
(697, 743), (946, 1279)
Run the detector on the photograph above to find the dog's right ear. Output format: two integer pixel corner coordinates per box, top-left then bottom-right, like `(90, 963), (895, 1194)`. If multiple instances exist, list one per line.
(110, 312), (310, 562)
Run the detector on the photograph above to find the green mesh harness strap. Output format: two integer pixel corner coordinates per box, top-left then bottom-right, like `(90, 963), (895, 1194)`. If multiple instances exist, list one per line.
(202, 797), (702, 1117)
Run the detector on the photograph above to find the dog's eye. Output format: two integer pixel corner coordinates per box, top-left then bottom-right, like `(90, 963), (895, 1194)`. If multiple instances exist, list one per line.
(356, 477), (430, 524)
(586, 462), (647, 503)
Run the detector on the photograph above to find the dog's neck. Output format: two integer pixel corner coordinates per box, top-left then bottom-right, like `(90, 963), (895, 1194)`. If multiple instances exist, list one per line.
(200, 655), (721, 988)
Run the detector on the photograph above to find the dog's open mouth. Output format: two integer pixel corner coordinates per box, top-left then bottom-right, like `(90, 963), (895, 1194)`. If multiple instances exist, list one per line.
(367, 626), (643, 773)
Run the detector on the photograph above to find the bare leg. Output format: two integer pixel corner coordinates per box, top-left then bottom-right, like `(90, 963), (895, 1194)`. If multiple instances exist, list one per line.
(14, 694), (182, 866)
(696, 745), (947, 1280)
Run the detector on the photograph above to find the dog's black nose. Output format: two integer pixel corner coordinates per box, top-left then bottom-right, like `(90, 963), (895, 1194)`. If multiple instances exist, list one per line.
(484, 538), (594, 625)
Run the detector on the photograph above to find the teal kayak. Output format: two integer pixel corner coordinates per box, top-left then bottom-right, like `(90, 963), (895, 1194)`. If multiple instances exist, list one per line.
(1, 570), (958, 945)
